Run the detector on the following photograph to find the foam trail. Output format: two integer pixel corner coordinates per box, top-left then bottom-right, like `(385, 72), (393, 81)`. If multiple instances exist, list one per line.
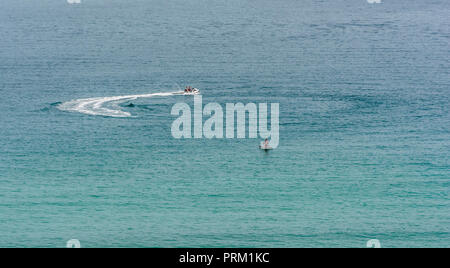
(58, 92), (181, 118)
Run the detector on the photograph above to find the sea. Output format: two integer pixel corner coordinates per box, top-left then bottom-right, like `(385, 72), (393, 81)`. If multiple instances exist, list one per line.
(0, 0), (449, 247)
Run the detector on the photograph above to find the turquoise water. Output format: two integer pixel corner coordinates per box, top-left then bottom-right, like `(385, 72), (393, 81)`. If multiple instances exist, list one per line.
(0, 0), (449, 247)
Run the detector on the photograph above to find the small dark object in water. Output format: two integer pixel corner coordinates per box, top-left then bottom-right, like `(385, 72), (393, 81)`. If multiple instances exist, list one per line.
(126, 103), (135, 108)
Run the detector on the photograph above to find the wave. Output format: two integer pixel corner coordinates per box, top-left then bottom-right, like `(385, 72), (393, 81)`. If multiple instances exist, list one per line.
(57, 91), (181, 118)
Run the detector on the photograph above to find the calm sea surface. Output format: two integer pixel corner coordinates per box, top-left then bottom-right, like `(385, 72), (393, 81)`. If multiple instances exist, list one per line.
(0, 0), (449, 247)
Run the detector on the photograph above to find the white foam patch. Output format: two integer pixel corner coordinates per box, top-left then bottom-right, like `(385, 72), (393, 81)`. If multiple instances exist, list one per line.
(58, 91), (181, 118)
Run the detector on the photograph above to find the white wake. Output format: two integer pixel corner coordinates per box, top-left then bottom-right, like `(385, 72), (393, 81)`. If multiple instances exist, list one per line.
(58, 91), (182, 118)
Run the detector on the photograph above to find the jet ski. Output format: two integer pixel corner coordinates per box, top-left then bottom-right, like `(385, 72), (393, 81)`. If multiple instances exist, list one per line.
(260, 145), (273, 151)
(174, 87), (201, 95)
(183, 88), (200, 95)
(259, 141), (273, 151)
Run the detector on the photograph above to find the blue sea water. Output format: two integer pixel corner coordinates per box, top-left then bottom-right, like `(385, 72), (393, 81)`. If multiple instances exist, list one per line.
(0, 0), (449, 248)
